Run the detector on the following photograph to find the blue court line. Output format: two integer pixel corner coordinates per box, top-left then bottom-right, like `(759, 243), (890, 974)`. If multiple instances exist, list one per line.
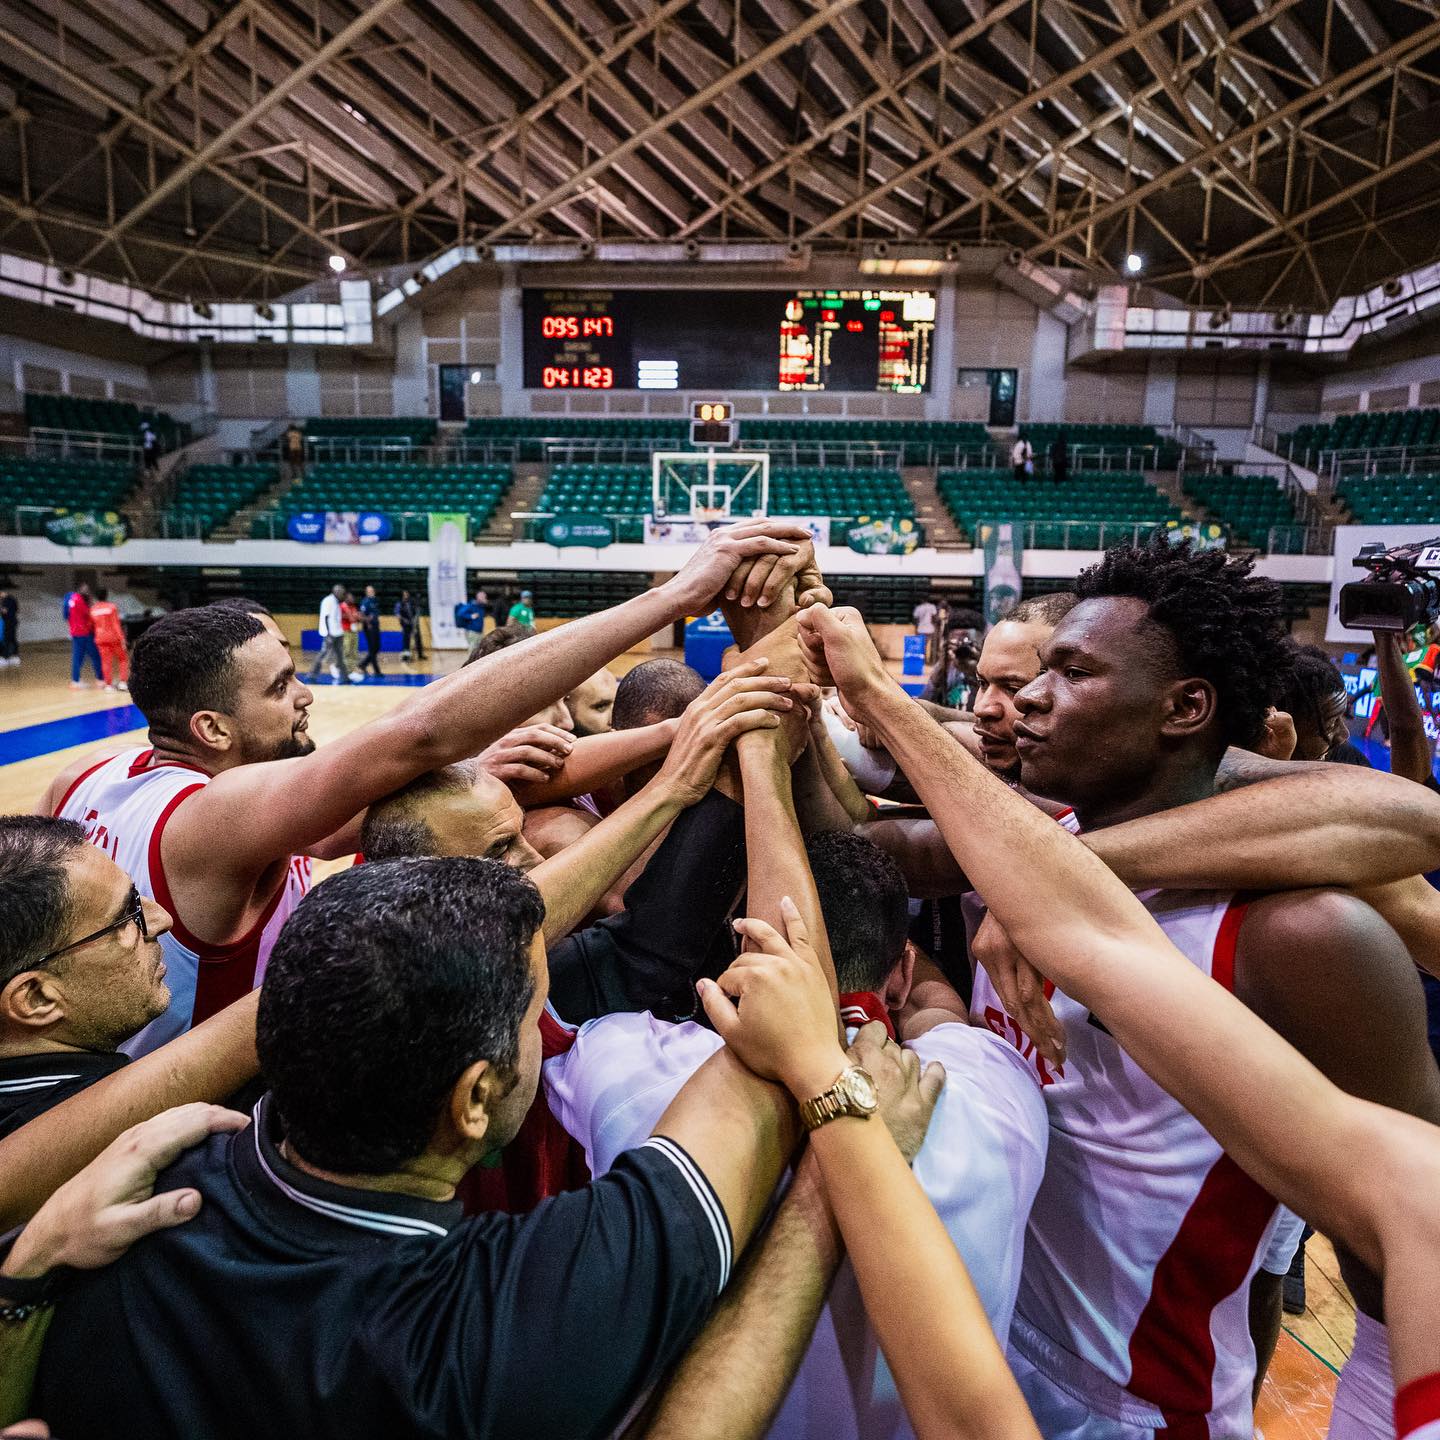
(0, 673), (442, 767)
(0, 705), (146, 766)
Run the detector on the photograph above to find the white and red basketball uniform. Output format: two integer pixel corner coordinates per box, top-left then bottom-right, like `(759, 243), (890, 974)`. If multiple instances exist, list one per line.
(1397, 1374), (1440, 1440)
(544, 995), (1050, 1440)
(1330, 1311), (1397, 1440)
(53, 747), (311, 1057)
(970, 887), (1280, 1440)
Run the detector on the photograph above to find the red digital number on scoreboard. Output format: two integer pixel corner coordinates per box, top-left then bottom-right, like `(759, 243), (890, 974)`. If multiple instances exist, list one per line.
(541, 315), (580, 340)
(542, 366), (614, 389)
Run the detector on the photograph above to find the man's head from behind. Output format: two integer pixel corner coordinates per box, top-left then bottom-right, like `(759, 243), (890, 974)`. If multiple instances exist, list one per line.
(0, 818), (171, 1052)
(612, 659), (706, 731)
(807, 831), (913, 1009)
(972, 592), (1077, 781)
(257, 858), (545, 1175)
(130, 606), (314, 767)
(360, 763), (541, 871)
(1276, 641), (1350, 761)
(1014, 535), (1287, 817)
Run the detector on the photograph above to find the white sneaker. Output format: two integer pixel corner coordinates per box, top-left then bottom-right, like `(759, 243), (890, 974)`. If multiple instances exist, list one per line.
(104, 683), (116, 691)
(69, 680), (86, 690)
(348, 670), (365, 683)
(116, 680), (128, 692)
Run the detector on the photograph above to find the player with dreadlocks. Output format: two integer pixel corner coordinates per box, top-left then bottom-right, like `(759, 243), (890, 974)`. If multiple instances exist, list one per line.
(971, 534), (1440, 1440)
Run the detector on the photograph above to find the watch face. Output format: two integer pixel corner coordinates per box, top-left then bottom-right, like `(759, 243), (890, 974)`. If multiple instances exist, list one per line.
(846, 1068), (879, 1111)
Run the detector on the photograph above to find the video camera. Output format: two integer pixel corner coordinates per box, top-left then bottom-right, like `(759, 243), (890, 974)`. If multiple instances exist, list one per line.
(1339, 538), (1440, 631)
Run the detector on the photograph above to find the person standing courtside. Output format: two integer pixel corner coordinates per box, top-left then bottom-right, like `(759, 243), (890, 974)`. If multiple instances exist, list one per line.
(89, 588), (130, 692)
(455, 588), (489, 658)
(1, 587), (19, 666)
(64, 582), (103, 690)
(912, 593), (938, 663)
(394, 589), (424, 662)
(509, 588), (536, 628)
(339, 592), (363, 682)
(358, 585), (384, 679)
(307, 584), (348, 685)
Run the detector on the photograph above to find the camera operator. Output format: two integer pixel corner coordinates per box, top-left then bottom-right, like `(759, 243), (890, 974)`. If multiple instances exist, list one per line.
(1369, 622), (1439, 789)
(919, 611), (984, 716)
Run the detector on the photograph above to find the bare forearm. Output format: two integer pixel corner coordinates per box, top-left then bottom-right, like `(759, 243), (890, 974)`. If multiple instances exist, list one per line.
(634, 1151), (841, 1440)
(0, 991), (259, 1229)
(510, 723), (675, 807)
(737, 733), (835, 991)
(810, 722), (875, 824)
(533, 784), (683, 942)
(809, 1117), (1039, 1440)
(1085, 766), (1440, 889)
(790, 740), (864, 835)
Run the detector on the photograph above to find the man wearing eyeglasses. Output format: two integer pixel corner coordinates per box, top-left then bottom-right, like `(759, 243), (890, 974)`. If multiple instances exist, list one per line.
(0, 817), (173, 1140)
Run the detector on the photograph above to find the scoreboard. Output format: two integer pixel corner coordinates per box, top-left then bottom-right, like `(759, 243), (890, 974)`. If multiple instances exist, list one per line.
(522, 288), (934, 393)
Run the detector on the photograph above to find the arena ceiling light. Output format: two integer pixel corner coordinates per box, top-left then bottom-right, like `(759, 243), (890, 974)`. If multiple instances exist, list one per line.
(1125, 254), (1144, 275)
(327, 254), (346, 274)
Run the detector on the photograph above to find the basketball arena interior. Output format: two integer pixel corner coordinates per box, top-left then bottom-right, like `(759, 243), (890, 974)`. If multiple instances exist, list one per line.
(3, 1), (1440, 1436)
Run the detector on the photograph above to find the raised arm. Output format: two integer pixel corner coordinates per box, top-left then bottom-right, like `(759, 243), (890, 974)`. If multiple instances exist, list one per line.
(506, 723), (675, 805)
(171, 524), (815, 877)
(533, 664), (796, 942)
(0, 991), (260, 1229)
(1374, 629), (1436, 787)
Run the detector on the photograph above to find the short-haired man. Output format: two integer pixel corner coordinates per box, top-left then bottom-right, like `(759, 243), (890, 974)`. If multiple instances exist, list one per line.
(357, 584), (383, 679)
(30, 854), (847, 1438)
(306, 583), (348, 684)
(565, 668), (617, 738)
(612, 658), (706, 732)
(0, 818), (172, 1138)
(40, 524), (820, 1054)
(454, 588), (489, 657)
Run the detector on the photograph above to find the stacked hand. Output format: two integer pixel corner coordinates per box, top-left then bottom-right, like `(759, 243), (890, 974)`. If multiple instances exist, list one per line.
(477, 723), (575, 786)
(700, 898), (848, 1101)
(2, 1103), (248, 1281)
(797, 605), (894, 713)
(656, 660), (804, 806)
(846, 1021), (946, 1162)
(664, 521), (828, 618)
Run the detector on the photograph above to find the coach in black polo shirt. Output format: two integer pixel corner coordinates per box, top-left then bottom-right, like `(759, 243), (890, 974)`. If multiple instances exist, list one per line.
(33, 857), (803, 1440)
(0, 817), (173, 1137)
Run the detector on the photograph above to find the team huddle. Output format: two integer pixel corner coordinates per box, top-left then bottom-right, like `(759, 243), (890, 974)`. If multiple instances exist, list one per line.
(3, 520), (1440, 1440)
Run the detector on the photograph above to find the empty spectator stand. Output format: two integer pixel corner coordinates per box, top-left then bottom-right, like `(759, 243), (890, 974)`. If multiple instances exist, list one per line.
(1182, 471), (1306, 551)
(165, 463), (280, 539)
(738, 419), (991, 465)
(1284, 408), (1440, 463)
(937, 468), (1181, 549)
(466, 417), (689, 462)
(0, 455), (139, 534)
(25, 393), (182, 451)
(1334, 471), (1440, 525)
(251, 462), (512, 540)
(1018, 423), (1182, 470)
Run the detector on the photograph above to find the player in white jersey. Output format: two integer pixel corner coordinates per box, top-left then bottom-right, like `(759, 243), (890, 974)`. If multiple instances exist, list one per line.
(794, 558), (1440, 1440)
(39, 524), (822, 1053)
(545, 826), (1048, 1440)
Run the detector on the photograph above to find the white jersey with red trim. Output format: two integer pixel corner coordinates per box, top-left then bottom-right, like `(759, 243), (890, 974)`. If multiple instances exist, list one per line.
(54, 747), (311, 1057)
(971, 887), (1279, 1439)
(1398, 1374), (1440, 1440)
(544, 997), (1049, 1440)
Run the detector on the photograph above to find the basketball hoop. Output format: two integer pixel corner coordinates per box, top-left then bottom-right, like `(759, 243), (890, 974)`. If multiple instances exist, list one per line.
(695, 504), (728, 524)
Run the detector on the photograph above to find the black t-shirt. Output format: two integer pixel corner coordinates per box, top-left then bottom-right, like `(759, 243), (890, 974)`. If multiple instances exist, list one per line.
(34, 1093), (728, 1439)
(0, 1050), (129, 1139)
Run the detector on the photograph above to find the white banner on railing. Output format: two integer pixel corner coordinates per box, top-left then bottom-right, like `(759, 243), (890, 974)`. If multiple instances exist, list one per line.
(427, 512), (469, 649)
(643, 515), (829, 546)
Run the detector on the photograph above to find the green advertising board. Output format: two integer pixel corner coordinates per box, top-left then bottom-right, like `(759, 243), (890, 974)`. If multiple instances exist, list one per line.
(543, 513), (616, 548)
(43, 510), (127, 547)
(978, 520), (1023, 624)
(846, 516), (921, 556)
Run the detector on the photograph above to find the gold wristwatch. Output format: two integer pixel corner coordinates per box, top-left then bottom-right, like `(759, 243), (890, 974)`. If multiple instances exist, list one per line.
(800, 1065), (879, 1131)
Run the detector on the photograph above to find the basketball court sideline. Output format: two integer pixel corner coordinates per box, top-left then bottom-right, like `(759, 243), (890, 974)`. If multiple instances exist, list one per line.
(0, 639), (1353, 1439)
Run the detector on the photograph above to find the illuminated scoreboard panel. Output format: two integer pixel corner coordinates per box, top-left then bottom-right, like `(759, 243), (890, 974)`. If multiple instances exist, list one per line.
(521, 288), (934, 393)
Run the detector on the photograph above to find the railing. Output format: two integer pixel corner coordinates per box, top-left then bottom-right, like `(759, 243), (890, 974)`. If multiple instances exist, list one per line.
(510, 510), (917, 547)
(1327, 443), (1440, 484)
(0, 428), (141, 464)
(245, 508), (443, 542)
(1193, 458), (1324, 530)
(941, 444), (1166, 474)
(1264, 523), (1331, 556)
(976, 518), (1174, 551)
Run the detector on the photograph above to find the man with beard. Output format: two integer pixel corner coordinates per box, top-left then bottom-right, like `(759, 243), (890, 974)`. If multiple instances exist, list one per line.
(565, 668), (618, 739)
(37, 523), (817, 1055)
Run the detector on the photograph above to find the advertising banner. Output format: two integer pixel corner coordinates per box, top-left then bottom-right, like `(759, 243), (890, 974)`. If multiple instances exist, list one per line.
(846, 516), (921, 555)
(286, 511), (393, 544)
(43, 511), (127, 547)
(1164, 518), (1227, 551)
(644, 514), (828, 547)
(978, 520), (1023, 624)
(427, 512), (469, 649)
(543, 513), (615, 548)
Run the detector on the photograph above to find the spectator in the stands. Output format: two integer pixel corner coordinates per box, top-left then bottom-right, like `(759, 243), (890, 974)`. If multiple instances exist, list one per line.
(1049, 430), (1070, 485)
(140, 423), (159, 474)
(89, 588), (130, 693)
(64, 583), (103, 691)
(395, 589), (424, 662)
(1010, 434), (1033, 482)
(358, 585), (384, 679)
(281, 423), (305, 481)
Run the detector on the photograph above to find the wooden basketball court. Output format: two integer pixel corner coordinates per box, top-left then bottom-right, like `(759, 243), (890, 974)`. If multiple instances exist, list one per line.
(0, 640), (1353, 1438)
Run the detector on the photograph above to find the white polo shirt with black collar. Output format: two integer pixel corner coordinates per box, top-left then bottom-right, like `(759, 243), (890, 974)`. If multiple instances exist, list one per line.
(31, 1092), (731, 1439)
